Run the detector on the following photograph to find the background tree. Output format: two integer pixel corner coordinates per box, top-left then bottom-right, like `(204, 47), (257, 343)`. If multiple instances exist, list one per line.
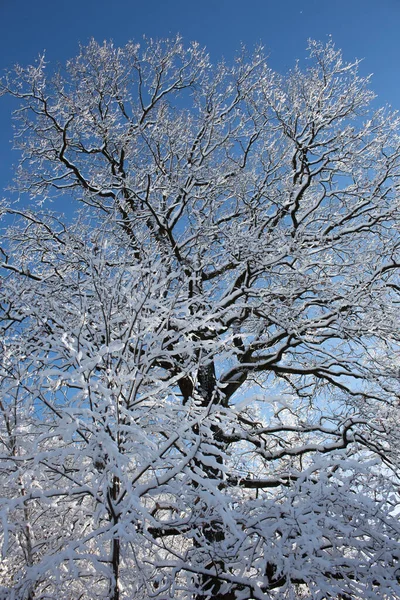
(1, 37), (400, 599)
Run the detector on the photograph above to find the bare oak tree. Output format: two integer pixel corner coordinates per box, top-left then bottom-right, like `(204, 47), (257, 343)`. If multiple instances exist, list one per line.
(1, 37), (400, 599)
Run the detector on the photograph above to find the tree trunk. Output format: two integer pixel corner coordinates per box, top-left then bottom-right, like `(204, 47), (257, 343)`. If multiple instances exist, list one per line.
(109, 475), (120, 600)
(194, 361), (237, 600)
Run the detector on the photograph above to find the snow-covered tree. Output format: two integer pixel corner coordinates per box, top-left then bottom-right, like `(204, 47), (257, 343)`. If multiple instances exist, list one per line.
(1, 37), (400, 599)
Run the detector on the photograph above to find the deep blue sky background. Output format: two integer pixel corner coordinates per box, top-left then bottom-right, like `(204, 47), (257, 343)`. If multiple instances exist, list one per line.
(1, 0), (400, 199)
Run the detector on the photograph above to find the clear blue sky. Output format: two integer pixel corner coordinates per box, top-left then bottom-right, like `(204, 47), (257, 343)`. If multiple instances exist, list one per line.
(1, 0), (400, 197)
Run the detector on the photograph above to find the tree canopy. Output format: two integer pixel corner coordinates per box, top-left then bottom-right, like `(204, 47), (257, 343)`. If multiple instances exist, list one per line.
(0, 37), (400, 600)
